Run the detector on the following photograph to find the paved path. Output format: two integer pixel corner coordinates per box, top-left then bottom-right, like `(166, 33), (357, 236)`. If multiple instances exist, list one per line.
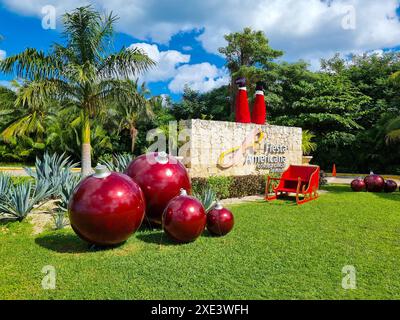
(0, 167), (81, 176)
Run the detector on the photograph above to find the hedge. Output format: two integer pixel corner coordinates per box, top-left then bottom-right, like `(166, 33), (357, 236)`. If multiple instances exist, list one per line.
(192, 174), (269, 200)
(191, 171), (327, 200)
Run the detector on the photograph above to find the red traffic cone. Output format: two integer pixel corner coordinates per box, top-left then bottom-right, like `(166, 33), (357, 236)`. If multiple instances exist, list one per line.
(332, 164), (337, 177)
(235, 77), (251, 123)
(251, 81), (266, 124)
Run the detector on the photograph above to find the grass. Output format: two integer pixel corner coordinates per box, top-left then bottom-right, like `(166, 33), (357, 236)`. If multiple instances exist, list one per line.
(1, 185), (400, 300)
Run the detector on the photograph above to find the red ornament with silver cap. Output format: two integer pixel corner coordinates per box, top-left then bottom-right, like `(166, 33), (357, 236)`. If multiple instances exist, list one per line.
(68, 164), (146, 246)
(235, 77), (251, 123)
(125, 152), (191, 226)
(162, 188), (206, 243)
(251, 81), (267, 125)
(206, 201), (234, 236)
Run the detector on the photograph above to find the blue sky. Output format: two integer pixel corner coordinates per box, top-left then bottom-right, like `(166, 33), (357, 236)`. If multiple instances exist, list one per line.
(1, 0), (400, 100)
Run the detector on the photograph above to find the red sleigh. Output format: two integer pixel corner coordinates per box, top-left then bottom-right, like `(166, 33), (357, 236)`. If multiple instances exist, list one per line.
(266, 165), (320, 205)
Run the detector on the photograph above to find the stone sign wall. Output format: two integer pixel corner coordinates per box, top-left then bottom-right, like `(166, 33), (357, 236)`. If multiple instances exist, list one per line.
(180, 119), (302, 178)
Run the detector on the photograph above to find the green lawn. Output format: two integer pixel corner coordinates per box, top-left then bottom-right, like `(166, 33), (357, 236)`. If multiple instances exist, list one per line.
(1, 185), (400, 300)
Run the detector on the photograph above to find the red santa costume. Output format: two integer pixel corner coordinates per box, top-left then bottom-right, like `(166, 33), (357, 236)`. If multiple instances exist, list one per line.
(235, 77), (251, 123)
(251, 81), (266, 125)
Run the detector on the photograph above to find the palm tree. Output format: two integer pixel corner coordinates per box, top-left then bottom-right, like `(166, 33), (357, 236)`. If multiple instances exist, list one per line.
(302, 130), (317, 155)
(113, 80), (153, 153)
(0, 81), (55, 143)
(0, 6), (155, 176)
(385, 117), (400, 144)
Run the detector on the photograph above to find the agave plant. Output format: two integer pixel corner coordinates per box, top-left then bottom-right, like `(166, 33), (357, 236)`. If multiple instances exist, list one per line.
(24, 152), (79, 197)
(57, 174), (81, 212)
(52, 211), (69, 230)
(0, 173), (11, 198)
(193, 187), (217, 213)
(99, 153), (133, 173)
(0, 181), (54, 221)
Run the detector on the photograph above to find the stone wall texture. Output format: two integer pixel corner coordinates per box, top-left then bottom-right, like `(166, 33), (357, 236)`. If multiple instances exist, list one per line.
(179, 119), (302, 178)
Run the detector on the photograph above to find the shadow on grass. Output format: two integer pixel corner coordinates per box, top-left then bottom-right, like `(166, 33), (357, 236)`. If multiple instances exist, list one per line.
(373, 191), (400, 202)
(35, 232), (125, 253)
(35, 233), (90, 253)
(321, 184), (351, 194)
(136, 231), (178, 246)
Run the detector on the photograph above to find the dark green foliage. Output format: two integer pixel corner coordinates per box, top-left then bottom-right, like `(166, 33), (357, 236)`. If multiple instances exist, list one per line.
(192, 174), (271, 199)
(319, 170), (328, 187)
(228, 175), (265, 198)
(207, 176), (233, 199)
(191, 177), (208, 196)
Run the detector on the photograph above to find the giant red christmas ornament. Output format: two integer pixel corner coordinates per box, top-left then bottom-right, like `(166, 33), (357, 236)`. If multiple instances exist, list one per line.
(384, 180), (398, 193)
(350, 178), (365, 192)
(125, 152), (191, 226)
(162, 189), (206, 243)
(251, 81), (266, 125)
(206, 202), (234, 236)
(68, 165), (145, 246)
(235, 77), (251, 123)
(364, 173), (385, 193)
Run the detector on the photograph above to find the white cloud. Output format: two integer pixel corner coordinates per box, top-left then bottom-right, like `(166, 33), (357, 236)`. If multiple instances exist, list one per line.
(169, 63), (229, 94)
(129, 43), (190, 83)
(0, 49), (6, 60)
(129, 43), (228, 93)
(2, 0), (400, 70)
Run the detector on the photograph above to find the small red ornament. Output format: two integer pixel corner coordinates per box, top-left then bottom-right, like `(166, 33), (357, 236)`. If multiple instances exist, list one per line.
(125, 152), (191, 226)
(162, 189), (206, 243)
(68, 165), (145, 246)
(350, 178), (365, 192)
(384, 180), (398, 193)
(364, 173), (385, 193)
(207, 202), (234, 236)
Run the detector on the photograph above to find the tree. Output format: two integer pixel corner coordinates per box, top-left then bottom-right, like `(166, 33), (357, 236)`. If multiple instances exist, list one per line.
(0, 81), (54, 144)
(171, 85), (231, 121)
(0, 6), (155, 176)
(218, 28), (283, 112)
(112, 80), (154, 153)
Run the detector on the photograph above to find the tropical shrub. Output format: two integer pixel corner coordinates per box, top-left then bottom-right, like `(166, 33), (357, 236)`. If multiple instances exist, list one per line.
(302, 130), (317, 156)
(207, 176), (233, 199)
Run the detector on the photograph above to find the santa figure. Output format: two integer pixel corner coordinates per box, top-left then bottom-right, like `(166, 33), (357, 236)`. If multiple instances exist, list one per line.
(251, 81), (267, 125)
(234, 77), (251, 123)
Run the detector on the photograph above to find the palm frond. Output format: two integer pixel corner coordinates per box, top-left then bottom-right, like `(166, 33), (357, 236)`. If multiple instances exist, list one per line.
(0, 48), (63, 80)
(98, 47), (156, 79)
